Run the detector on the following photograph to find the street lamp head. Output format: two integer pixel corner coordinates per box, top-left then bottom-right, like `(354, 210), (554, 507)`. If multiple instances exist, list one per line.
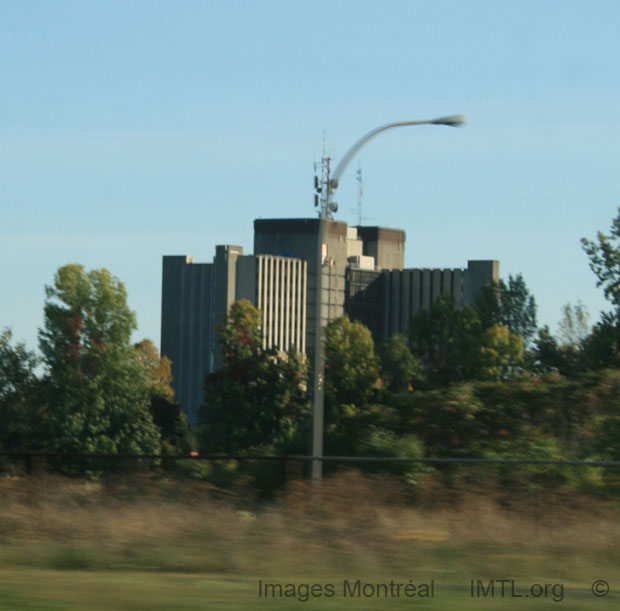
(430, 114), (468, 127)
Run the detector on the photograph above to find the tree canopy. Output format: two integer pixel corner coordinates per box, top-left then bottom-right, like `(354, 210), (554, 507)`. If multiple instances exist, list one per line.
(582, 206), (620, 311)
(476, 274), (537, 346)
(199, 300), (309, 454)
(498, 274), (538, 346)
(408, 294), (524, 384)
(38, 264), (160, 457)
(0, 328), (42, 452)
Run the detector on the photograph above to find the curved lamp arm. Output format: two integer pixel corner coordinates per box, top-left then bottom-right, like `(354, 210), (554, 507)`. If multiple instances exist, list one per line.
(328, 115), (467, 193)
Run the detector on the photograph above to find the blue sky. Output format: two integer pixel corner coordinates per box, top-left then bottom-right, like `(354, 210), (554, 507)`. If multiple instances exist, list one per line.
(2, 0), (620, 352)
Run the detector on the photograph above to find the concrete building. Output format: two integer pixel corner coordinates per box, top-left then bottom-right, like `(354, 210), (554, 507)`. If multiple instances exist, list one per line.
(254, 218), (405, 350)
(162, 217), (498, 419)
(161, 246), (306, 421)
(236, 254), (307, 353)
(346, 260), (500, 345)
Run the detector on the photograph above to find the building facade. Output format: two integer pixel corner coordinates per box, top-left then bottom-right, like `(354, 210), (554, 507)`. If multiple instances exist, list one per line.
(253, 219), (405, 351)
(346, 260), (499, 345)
(161, 246), (306, 421)
(162, 217), (498, 419)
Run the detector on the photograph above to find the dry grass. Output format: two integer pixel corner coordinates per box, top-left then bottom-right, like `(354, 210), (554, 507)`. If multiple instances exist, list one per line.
(0, 470), (618, 580)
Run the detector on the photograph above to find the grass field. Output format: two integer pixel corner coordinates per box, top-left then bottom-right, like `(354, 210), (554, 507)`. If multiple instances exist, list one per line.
(0, 470), (618, 609)
(0, 569), (617, 610)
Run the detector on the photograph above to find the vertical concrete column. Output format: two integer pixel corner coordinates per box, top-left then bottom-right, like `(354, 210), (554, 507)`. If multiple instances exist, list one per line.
(274, 257), (280, 348)
(401, 270), (411, 336)
(267, 257), (273, 349)
(301, 260), (307, 353)
(257, 257), (266, 348)
(465, 260), (500, 306)
(422, 270), (431, 310)
(390, 269), (401, 337)
(411, 269), (422, 314)
(284, 259), (290, 351)
(292, 259), (299, 351)
(452, 269), (464, 310)
(432, 269), (442, 303)
(382, 270), (391, 344)
(442, 269), (452, 296)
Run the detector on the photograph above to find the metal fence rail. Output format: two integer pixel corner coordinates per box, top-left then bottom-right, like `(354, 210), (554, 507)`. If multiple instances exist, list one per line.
(1, 451), (620, 467)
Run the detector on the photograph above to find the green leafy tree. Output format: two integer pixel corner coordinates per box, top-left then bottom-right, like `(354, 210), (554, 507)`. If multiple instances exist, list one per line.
(582, 206), (620, 310)
(325, 315), (382, 408)
(405, 384), (488, 457)
(529, 305), (590, 377)
(409, 295), (459, 375)
(475, 282), (501, 329)
(532, 325), (578, 375)
(134, 339), (174, 400)
(558, 302), (591, 349)
(199, 300), (309, 454)
(0, 328), (37, 410)
(409, 295), (483, 384)
(478, 324), (524, 379)
(135, 339), (188, 453)
(580, 312), (620, 370)
(532, 303), (595, 376)
(324, 315), (382, 454)
(380, 334), (424, 393)
(476, 274), (537, 346)
(592, 415), (620, 461)
(356, 426), (425, 482)
(0, 329), (44, 452)
(409, 294), (524, 384)
(580, 208), (620, 368)
(38, 265), (161, 456)
(499, 274), (538, 346)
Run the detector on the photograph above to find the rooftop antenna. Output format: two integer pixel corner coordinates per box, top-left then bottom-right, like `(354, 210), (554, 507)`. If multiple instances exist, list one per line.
(355, 162), (363, 226)
(350, 162), (369, 226)
(313, 132), (338, 219)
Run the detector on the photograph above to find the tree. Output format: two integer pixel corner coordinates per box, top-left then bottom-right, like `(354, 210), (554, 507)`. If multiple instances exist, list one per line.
(499, 274), (538, 346)
(580, 208), (620, 369)
(409, 294), (525, 384)
(324, 315), (382, 454)
(199, 300), (309, 454)
(405, 383), (488, 457)
(582, 206), (620, 310)
(0, 329), (42, 452)
(0, 328), (37, 409)
(476, 274), (537, 346)
(580, 312), (620, 370)
(557, 302), (591, 349)
(38, 265), (160, 456)
(135, 339), (188, 452)
(380, 334), (424, 393)
(478, 324), (524, 379)
(475, 282), (501, 329)
(134, 339), (174, 400)
(409, 295), (483, 384)
(325, 315), (381, 408)
(532, 326), (574, 375)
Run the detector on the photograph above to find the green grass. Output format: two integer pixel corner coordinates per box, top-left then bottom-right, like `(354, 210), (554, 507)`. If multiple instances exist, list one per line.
(0, 471), (618, 609)
(0, 569), (617, 610)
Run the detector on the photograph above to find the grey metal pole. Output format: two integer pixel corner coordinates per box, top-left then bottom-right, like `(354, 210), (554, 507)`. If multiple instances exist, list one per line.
(311, 114), (467, 482)
(311, 211), (326, 481)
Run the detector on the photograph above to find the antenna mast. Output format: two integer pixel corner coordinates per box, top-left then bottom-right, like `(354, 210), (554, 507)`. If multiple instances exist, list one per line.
(350, 162), (364, 226)
(313, 134), (338, 219)
(356, 162), (363, 226)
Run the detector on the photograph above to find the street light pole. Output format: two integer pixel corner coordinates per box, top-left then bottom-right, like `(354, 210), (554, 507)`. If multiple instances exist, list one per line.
(311, 114), (468, 482)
